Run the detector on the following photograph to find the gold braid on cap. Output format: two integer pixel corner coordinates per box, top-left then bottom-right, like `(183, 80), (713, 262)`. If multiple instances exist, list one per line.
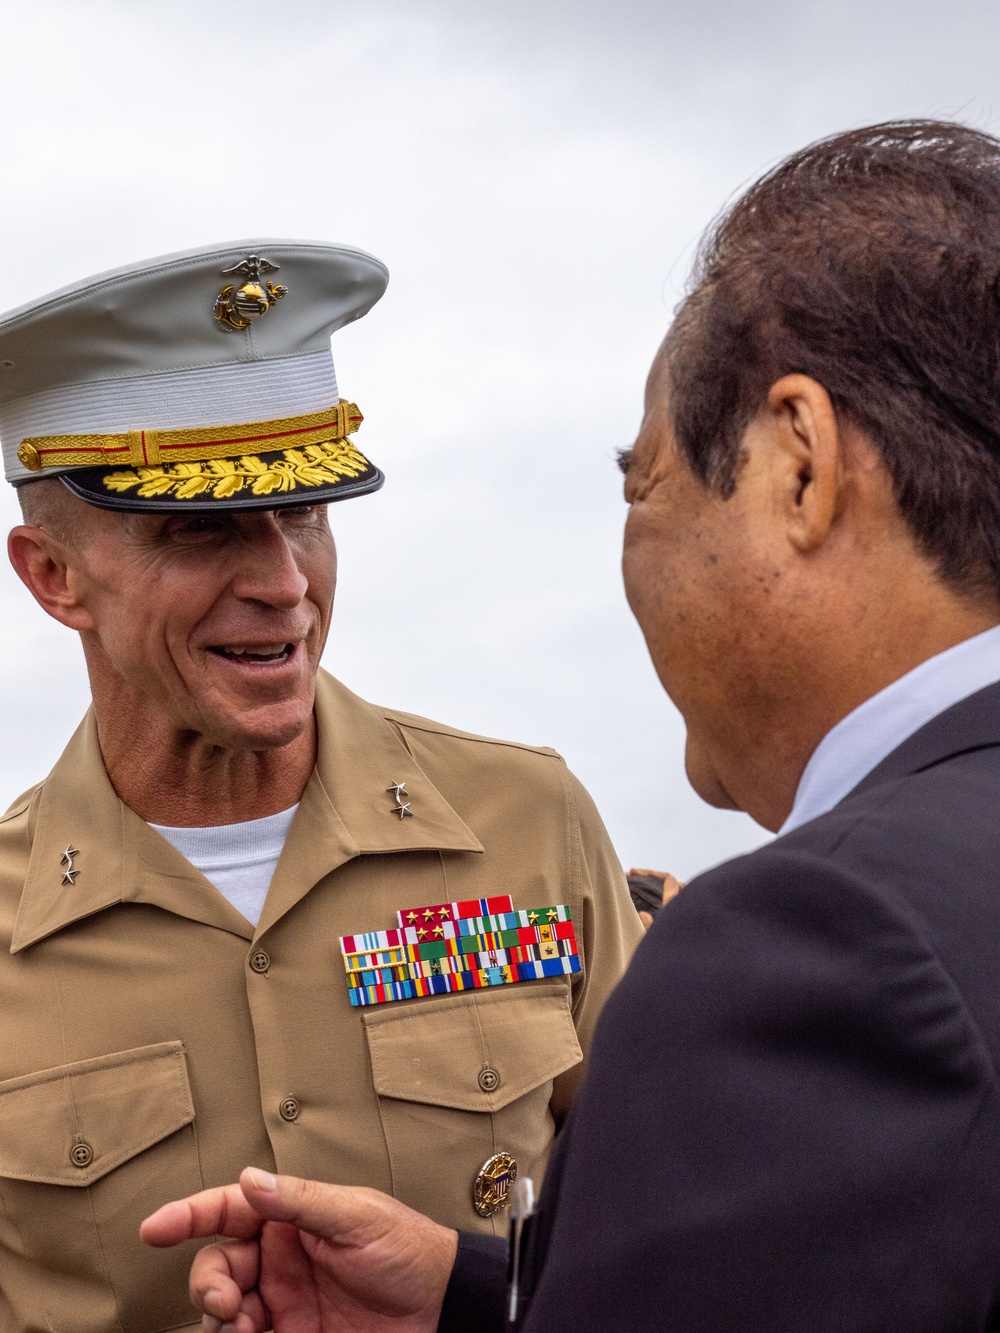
(16, 400), (362, 473)
(101, 438), (371, 501)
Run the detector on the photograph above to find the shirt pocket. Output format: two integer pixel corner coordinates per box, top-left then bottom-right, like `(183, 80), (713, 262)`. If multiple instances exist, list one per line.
(0, 1040), (205, 1333)
(362, 982), (581, 1233)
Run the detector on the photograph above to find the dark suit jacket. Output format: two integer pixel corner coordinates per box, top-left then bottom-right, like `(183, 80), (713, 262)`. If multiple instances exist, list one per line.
(439, 680), (1000, 1332)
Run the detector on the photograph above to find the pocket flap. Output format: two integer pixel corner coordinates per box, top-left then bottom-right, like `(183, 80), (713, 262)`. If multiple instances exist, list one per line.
(363, 984), (582, 1112)
(0, 1041), (194, 1186)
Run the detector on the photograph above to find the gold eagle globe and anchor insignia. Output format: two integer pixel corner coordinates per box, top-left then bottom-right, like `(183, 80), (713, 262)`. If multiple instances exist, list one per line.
(213, 254), (288, 331)
(473, 1151), (518, 1218)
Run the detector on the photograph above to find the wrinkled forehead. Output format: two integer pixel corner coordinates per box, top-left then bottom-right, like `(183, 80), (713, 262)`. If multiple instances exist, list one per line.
(632, 345), (675, 463)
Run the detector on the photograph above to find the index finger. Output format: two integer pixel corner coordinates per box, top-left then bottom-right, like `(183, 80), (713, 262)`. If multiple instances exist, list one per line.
(141, 1182), (266, 1247)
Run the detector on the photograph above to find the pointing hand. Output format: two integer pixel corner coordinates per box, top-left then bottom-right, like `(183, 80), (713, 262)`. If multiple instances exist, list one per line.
(141, 1167), (458, 1333)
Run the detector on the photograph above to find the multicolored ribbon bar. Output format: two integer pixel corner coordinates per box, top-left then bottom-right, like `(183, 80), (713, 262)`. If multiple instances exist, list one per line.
(396, 896), (514, 928)
(340, 901), (581, 1008)
(339, 904), (573, 956)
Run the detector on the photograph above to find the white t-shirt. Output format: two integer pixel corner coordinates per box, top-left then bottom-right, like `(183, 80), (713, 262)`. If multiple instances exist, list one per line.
(149, 805), (298, 927)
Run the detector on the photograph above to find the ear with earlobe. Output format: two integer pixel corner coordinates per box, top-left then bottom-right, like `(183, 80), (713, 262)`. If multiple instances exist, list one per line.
(7, 526), (96, 631)
(761, 374), (845, 553)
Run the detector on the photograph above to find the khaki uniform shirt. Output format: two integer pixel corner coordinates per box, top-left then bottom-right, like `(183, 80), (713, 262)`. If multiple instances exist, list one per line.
(0, 671), (642, 1333)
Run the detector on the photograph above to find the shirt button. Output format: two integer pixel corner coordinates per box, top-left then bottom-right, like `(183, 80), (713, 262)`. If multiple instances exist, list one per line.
(249, 950), (270, 974)
(279, 1097), (300, 1123)
(70, 1141), (94, 1168)
(478, 1067), (500, 1094)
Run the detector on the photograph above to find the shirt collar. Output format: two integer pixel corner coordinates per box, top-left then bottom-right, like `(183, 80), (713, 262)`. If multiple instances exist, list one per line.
(11, 669), (483, 953)
(253, 671), (484, 937)
(780, 622), (1000, 835)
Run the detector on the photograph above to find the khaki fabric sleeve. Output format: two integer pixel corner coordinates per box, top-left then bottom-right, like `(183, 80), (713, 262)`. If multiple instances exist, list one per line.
(551, 768), (645, 1123)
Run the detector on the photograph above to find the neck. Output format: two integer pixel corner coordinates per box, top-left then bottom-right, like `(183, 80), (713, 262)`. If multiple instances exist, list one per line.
(706, 587), (1000, 833)
(89, 683), (317, 827)
(97, 721), (316, 826)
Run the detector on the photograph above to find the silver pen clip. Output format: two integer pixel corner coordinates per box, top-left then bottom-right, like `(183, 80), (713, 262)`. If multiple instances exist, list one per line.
(507, 1176), (536, 1325)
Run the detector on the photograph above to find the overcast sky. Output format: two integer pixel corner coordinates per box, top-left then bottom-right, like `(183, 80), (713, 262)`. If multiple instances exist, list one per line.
(1, 0), (998, 878)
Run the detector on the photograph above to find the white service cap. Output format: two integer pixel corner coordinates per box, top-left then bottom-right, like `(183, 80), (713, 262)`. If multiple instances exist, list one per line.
(0, 239), (389, 511)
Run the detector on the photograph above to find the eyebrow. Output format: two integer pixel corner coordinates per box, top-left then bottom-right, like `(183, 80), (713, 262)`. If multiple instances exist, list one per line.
(616, 448), (634, 476)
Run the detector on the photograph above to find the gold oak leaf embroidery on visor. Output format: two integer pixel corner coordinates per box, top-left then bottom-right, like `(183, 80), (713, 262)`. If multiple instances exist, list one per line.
(101, 439), (371, 501)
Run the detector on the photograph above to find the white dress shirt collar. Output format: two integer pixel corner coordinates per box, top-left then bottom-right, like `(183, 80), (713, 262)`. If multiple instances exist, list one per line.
(780, 623), (1000, 835)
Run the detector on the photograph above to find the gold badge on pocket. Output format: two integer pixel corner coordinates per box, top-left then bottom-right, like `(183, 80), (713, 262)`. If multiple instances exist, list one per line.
(474, 1150), (518, 1218)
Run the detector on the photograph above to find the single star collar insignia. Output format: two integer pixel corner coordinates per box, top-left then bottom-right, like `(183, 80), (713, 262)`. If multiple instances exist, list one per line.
(339, 895), (580, 1007)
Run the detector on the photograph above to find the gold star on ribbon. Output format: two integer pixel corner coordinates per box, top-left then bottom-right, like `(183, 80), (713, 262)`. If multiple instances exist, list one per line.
(406, 911), (418, 924)
(422, 909), (435, 922)
(528, 911), (539, 924)
(417, 928), (428, 940)
(433, 924), (445, 937)
(438, 907), (450, 919)
(546, 909), (559, 921)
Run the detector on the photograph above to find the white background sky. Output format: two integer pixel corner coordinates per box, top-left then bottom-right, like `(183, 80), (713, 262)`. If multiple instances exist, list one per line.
(0, 0), (998, 878)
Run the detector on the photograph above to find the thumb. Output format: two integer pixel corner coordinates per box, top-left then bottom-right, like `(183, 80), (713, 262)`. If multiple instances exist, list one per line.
(239, 1167), (412, 1247)
(241, 1168), (458, 1324)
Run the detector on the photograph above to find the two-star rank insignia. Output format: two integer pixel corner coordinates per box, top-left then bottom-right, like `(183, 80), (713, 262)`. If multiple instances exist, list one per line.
(339, 895), (581, 1007)
(386, 782), (413, 819)
(60, 845), (80, 886)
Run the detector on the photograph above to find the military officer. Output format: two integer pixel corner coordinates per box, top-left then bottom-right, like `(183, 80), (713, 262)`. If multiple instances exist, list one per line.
(0, 241), (642, 1333)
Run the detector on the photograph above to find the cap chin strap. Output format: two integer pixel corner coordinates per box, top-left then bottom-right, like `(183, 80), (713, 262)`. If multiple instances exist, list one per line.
(16, 400), (362, 472)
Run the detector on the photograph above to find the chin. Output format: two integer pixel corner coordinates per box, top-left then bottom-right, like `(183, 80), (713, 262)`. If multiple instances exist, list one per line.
(684, 740), (742, 812)
(200, 699), (314, 753)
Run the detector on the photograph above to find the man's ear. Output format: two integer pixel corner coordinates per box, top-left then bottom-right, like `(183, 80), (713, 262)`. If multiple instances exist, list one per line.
(760, 374), (844, 553)
(7, 526), (95, 631)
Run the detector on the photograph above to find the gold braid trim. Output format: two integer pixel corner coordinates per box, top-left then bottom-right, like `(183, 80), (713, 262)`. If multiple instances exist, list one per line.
(16, 400), (362, 472)
(100, 439), (372, 501)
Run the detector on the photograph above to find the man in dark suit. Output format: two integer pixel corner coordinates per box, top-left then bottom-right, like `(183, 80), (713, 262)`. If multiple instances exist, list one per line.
(143, 118), (1000, 1331)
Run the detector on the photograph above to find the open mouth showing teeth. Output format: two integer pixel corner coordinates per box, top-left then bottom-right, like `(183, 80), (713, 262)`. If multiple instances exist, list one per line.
(209, 643), (295, 665)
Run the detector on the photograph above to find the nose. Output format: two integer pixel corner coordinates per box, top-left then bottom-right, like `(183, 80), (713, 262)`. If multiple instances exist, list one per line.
(229, 515), (309, 609)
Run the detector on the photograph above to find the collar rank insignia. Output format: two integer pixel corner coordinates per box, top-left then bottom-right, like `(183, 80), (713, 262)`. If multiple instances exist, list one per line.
(214, 254), (288, 331)
(339, 894), (581, 1008)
